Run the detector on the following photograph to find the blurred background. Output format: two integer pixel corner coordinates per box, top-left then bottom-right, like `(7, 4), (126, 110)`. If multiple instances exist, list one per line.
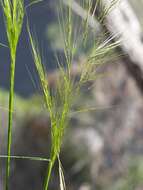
(1, 0), (143, 189)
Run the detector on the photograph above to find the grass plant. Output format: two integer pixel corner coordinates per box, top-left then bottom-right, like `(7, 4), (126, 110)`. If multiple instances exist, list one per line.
(1, 0), (24, 188)
(28, 1), (119, 190)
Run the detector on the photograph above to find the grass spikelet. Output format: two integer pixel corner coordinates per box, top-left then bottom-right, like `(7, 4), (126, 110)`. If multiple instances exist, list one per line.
(28, 24), (73, 190)
(28, 0), (120, 190)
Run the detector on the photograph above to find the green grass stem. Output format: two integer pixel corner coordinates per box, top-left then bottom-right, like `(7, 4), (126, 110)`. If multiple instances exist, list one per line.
(1, 0), (24, 188)
(5, 54), (16, 190)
